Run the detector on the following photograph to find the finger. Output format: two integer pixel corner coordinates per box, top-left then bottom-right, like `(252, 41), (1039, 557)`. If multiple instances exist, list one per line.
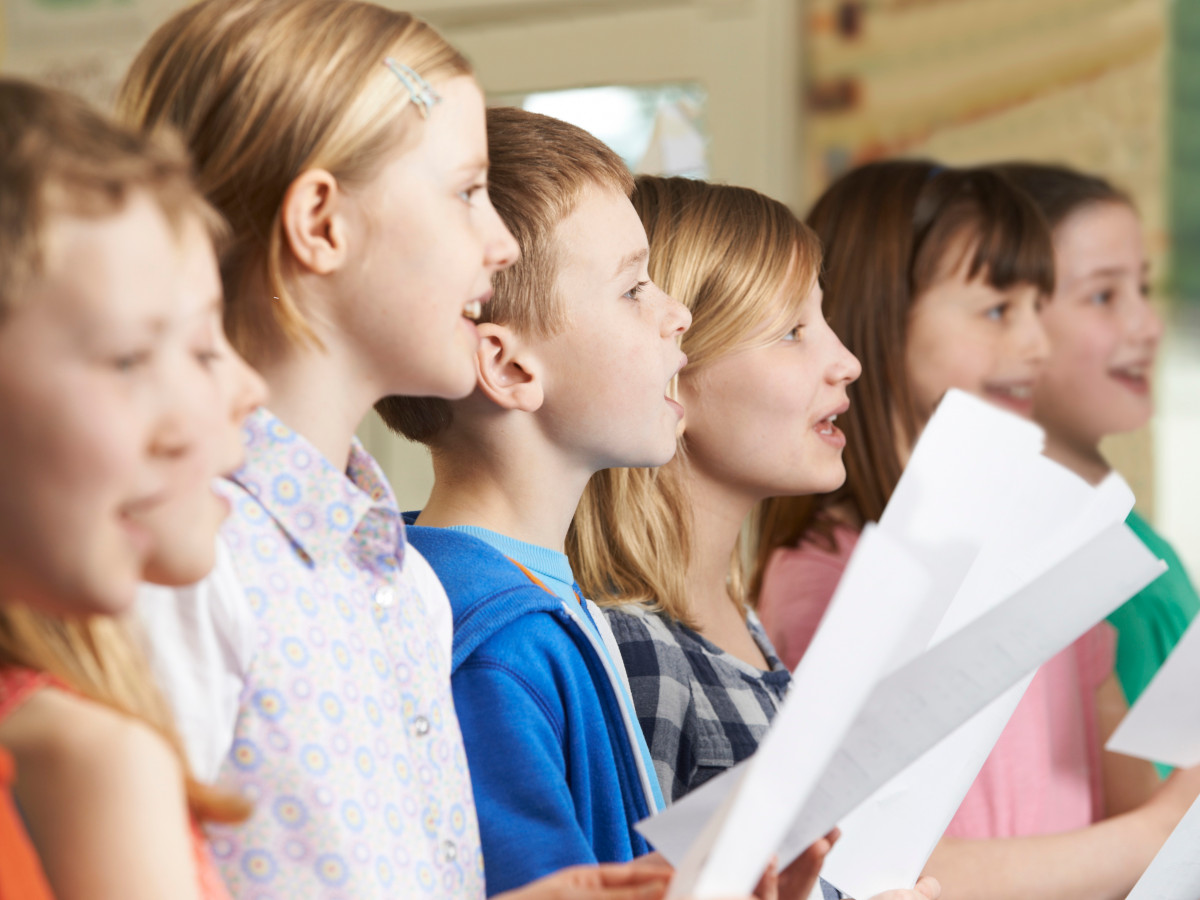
(592, 860), (674, 887)
(914, 876), (941, 900)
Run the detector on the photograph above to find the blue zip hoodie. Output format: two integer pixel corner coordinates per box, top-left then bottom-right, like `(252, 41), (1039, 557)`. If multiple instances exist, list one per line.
(405, 524), (654, 895)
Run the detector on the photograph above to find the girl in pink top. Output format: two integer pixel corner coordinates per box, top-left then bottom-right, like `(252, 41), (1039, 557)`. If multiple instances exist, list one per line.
(754, 160), (1200, 900)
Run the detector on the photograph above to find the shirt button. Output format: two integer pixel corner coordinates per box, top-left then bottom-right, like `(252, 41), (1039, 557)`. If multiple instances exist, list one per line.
(412, 715), (431, 736)
(441, 838), (457, 862)
(373, 587), (395, 608)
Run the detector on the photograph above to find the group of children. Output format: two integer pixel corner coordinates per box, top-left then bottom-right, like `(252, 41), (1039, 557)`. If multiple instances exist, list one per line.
(0, 1), (1196, 899)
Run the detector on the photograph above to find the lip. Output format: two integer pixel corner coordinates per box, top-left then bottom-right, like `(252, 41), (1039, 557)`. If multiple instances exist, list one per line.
(813, 399), (849, 427)
(1108, 361), (1153, 396)
(665, 396), (685, 419)
(983, 380), (1036, 416)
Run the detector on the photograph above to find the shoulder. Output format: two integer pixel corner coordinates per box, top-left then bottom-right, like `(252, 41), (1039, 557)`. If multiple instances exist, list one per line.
(604, 604), (695, 690)
(4, 689), (181, 810)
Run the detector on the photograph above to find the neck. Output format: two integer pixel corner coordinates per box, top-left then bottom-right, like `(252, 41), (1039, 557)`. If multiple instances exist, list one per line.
(250, 335), (378, 473)
(682, 464), (758, 625)
(1043, 429), (1111, 486)
(416, 421), (594, 552)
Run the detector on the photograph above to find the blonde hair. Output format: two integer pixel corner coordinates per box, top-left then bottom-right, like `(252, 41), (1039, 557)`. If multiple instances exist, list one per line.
(0, 77), (219, 320)
(567, 176), (822, 626)
(0, 77), (246, 824)
(378, 106), (634, 443)
(116, 0), (472, 362)
(0, 610), (249, 823)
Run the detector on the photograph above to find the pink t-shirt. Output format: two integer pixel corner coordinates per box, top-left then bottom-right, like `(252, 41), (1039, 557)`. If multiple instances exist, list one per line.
(757, 524), (1116, 839)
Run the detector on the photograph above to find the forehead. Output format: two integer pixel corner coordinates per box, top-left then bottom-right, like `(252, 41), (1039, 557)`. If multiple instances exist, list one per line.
(553, 184), (647, 286)
(407, 76), (488, 175)
(27, 193), (183, 334)
(1055, 202), (1144, 280)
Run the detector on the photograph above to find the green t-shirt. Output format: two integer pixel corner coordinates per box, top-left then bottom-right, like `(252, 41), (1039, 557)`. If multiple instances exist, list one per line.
(1107, 510), (1200, 776)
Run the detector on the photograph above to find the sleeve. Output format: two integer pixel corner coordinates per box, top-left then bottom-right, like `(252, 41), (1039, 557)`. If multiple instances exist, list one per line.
(605, 610), (692, 804)
(451, 651), (597, 895)
(756, 545), (846, 671)
(400, 543), (455, 665)
(134, 537), (255, 783)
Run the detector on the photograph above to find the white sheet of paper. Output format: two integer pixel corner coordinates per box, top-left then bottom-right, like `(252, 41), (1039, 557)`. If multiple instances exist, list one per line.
(821, 469), (1139, 899)
(638, 525), (931, 897)
(1107, 610), (1200, 768)
(1126, 793), (1200, 900)
(774, 520), (1164, 865)
(875, 390), (1044, 666)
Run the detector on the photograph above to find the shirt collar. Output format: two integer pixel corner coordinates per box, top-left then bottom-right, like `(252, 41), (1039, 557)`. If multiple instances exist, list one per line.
(228, 408), (406, 569)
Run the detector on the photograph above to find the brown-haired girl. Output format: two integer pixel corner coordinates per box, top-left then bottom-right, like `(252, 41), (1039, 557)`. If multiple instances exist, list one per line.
(755, 159), (1200, 900)
(996, 163), (1198, 773)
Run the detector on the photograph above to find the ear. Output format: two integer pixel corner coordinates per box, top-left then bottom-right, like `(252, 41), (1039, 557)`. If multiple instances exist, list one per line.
(474, 323), (544, 412)
(280, 169), (348, 275)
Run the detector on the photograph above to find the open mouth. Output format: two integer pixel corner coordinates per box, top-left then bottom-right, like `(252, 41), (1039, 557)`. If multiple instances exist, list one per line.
(462, 300), (482, 321)
(1109, 363), (1151, 393)
(816, 413), (839, 436)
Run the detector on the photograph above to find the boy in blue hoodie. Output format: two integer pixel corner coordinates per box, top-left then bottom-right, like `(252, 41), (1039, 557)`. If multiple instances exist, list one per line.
(377, 107), (690, 894)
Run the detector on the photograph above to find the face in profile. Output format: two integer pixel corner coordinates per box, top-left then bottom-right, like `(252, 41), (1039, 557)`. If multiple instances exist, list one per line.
(0, 194), (223, 615)
(905, 246), (1050, 425)
(1033, 201), (1161, 448)
(680, 276), (861, 501)
(533, 184), (691, 472)
(134, 218), (266, 587)
(339, 75), (518, 402)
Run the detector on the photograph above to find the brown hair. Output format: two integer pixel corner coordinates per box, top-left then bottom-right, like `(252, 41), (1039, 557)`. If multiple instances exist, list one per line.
(0, 77), (218, 319)
(992, 162), (1133, 232)
(752, 160), (1056, 602)
(117, 0), (472, 362)
(377, 105), (634, 443)
(568, 176), (822, 625)
(0, 77), (246, 825)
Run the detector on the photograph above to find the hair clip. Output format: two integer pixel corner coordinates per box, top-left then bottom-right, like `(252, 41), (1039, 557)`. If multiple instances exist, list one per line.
(383, 57), (440, 118)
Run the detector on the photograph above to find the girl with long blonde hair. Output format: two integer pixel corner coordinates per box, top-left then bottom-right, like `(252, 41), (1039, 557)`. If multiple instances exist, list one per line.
(568, 172), (861, 827)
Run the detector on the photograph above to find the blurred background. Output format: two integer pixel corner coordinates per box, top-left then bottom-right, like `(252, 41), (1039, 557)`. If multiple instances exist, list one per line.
(3, 0), (1197, 573)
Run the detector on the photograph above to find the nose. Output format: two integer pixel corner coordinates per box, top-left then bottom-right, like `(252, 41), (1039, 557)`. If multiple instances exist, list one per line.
(483, 201), (520, 272)
(833, 337), (862, 385)
(1017, 304), (1051, 367)
(660, 290), (692, 338)
(1129, 295), (1165, 350)
(226, 350), (267, 426)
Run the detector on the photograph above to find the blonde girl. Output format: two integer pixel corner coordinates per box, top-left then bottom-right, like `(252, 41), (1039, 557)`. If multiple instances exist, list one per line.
(996, 162), (1198, 776)
(754, 159), (1200, 900)
(0, 77), (264, 900)
(568, 177), (944, 900)
(119, 4), (678, 900)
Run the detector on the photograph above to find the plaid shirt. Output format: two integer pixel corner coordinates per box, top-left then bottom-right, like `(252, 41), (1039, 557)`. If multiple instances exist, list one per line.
(604, 603), (791, 803)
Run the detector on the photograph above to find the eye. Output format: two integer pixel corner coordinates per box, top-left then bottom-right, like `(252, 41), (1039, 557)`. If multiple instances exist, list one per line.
(195, 347), (224, 369)
(781, 324), (804, 342)
(623, 281), (649, 301)
(985, 302), (1009, 321)
(457, 182), (487, 205)
(1088, 289), (1115, 306)
(113, 350), (151, 373)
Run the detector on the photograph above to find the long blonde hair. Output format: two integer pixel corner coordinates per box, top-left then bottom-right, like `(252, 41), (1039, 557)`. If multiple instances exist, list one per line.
(116, 0), (473, 362)
(567, 176), (821, 626)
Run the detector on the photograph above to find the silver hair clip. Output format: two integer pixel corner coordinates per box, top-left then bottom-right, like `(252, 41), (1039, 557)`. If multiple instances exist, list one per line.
(383, 57), (441, 118)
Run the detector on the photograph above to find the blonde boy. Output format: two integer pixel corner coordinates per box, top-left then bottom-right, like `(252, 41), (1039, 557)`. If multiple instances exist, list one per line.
(379, 107), (690, 894)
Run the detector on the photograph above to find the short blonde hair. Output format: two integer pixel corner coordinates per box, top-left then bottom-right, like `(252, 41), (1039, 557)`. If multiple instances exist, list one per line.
(117, 0), (472, 361)
(377, 106), (634, 443)
(0, 77), (216, 319)
(567, 176), (822, 626)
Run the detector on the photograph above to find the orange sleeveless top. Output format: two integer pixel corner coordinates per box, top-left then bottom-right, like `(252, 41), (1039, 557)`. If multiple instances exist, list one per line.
(0, 667), (231, 900)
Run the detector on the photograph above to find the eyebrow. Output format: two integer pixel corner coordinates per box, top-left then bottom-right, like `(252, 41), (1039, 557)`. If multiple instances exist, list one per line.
(454, 155), (490, 177)
(613, 248), (649, 280)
